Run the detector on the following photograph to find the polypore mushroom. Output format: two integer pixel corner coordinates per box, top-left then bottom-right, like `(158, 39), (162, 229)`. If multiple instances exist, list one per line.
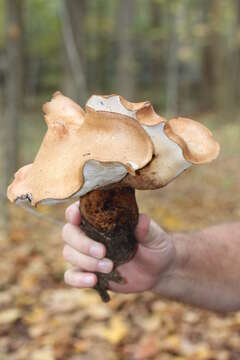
(7, 92), (220, 302)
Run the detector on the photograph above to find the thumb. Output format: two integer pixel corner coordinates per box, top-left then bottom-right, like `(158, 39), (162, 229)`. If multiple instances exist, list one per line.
(65, 201), (81, 225)
(135, 214), (168, 250)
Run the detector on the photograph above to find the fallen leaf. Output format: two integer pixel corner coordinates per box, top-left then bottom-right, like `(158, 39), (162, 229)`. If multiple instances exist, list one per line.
(0, 308), (21, 324)
(160, 335), (181, 352)
(133, 335), (160, 360)
(82, 315), (129, 345)
(74, 339), (90, 353)
(31, 347), (55, 360)
(24, 306), (48, 325)
(102, 315), (129, 345)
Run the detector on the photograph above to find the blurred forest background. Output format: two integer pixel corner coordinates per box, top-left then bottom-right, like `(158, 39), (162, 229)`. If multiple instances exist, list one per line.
(0, 0), (240, 359)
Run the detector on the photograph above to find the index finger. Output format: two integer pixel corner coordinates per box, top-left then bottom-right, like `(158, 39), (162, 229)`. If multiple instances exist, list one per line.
(65, 201), (81, 225)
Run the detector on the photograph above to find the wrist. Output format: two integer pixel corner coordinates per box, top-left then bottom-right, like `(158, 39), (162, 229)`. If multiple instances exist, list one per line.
(152, 232), (190, 299)
(172, 232), (190, 274)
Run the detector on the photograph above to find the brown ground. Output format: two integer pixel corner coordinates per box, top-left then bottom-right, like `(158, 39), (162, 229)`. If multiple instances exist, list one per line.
(0, 115), (239, 360)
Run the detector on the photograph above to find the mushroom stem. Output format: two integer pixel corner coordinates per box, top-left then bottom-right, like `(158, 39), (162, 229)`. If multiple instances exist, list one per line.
(79, 186), (139, 302)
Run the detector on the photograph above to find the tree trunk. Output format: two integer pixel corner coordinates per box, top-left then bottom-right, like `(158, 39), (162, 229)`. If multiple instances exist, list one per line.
(150, 1), (163, 93)
(234, 0), (240, 107)
(201, 0), (225, 113)
(116, 0), (136, 100)
(5, 0), (23, 178)
(166, 3), (184, 117)
(224, 0), (238, 116)
(3, 0), (24, 226)
(210, 0), (225, 113)
(61, 0), (87, 104)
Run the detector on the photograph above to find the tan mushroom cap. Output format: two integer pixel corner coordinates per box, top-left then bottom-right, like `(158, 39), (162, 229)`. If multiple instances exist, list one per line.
(43, 91), (85, 125)
(7, 93), (220, 205)
(123, 122), (191, 189)
(7, 164), (33, 201)
(7, 92), (154, 206)
(164, 117), (220, 164)
(119, 96), (166, 126)
(86, 94), (166, 126)
(123, 116), (220, 189)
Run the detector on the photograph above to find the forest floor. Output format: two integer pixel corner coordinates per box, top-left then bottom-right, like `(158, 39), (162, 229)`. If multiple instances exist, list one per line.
(0, 110), (240, 360)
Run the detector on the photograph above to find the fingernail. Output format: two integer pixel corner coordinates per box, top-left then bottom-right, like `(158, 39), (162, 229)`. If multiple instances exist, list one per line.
(98, 259), (113, 273)
(83, 275), (95, 286)
(90, 244), (104, 259)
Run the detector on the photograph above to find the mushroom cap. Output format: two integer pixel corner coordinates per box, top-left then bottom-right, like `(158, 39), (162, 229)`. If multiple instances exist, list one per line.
(123, 122), (191, 189)
(7, 92), (154, 206)
(43, 91), (85, 125)
(7, 93), (220, 205)
(123, 118), (220, 189)
(86, 94), (165, 126)
(164, 117), (220, 164)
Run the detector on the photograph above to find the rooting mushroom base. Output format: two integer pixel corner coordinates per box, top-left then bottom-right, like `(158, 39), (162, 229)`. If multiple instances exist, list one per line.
(80, 186), (139, 302)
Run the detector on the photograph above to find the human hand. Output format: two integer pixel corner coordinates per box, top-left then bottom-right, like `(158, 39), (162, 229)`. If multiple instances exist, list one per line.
(62, 201), (177, 294)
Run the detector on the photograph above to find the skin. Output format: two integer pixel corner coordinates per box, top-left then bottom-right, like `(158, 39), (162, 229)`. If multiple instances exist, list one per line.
(62, 201), (240, 312)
